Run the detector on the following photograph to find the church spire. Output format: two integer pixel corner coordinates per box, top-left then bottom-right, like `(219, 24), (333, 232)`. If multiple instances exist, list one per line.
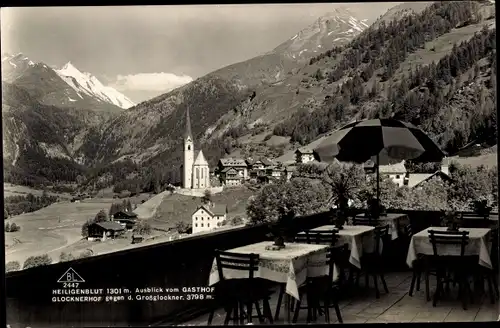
(184, 107), (192, 139)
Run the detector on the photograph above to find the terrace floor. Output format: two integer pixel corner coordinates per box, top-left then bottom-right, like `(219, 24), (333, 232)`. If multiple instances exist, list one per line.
(178, 271), (499, 325)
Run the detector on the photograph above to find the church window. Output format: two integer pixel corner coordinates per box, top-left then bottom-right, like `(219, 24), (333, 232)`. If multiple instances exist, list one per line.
(195, 217), (198, 220)
(196, 168), (200, 179)
(187, 145), (191, 150)
(201, 223), (204, 227)
(208, 223), (210, 227)
(195, 223), (198, 227)
(201, 217), (203, 220)
(201, 168), (204, 178)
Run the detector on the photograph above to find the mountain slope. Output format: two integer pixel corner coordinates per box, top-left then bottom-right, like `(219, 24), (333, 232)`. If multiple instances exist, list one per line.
(78, 8), (373, 170)
(272, 0), (496, 162)
(2, 54), (133, 112)
(1, 55), (134, 186)
(122, 0), (495, 189)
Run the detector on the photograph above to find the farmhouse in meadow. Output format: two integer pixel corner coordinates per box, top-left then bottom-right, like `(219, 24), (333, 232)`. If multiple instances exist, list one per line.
(191, 203), (228, 234)
(112, 211), (139, 230)
(87, 221), (125, 241)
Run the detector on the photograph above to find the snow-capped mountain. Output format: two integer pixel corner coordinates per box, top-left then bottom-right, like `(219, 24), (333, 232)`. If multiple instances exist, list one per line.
(55, 62), (135, 109)
(1, 53), (135, 111)
(271, 8), (370, 61)
(2, 53), (36, 82)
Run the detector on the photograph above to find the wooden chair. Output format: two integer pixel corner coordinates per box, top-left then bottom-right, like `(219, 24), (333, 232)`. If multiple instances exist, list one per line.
(461, 212), (495, 229)
(406, 224), (427, 297)
(353, 216), (380, 227)
(427, 230), (473, 310)
(349, 225), (390, 298)
(208, 250), (274, 325)
(360, 225), (390, 298)
(294, 229), (339, 245)
(292, 245), (344, 323)
(274, 229), (339, 321)
(477, 227), (499, 304)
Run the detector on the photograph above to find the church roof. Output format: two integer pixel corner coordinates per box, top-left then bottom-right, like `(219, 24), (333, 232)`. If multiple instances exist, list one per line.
(184, 107), (193, 139)
(194, 150), (208, 165)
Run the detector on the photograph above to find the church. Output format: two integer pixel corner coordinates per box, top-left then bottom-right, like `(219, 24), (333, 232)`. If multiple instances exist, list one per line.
(180, 108), (211, 190)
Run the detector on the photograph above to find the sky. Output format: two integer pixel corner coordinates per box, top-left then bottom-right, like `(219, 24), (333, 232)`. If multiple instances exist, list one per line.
(1, 3), (400, 103)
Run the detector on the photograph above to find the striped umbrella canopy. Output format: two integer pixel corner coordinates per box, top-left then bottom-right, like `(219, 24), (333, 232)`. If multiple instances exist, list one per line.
(313, 119), (446, 200)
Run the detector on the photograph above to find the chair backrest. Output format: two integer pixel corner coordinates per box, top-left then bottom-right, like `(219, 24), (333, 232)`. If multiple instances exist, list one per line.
(325, 243), (348, 281)
(373, 225), (390, 254)
(490, 227), (499, 271)
(308, 229), (339, 245)
(427, 230), (470, 257)
(353, 216), (380, 227)
(214, 249), (259, 281)
(294, 229), (338, 245)
(460, 212), (489, 220)
(294, 231), (312, 244)
(404, 223), (413, 238)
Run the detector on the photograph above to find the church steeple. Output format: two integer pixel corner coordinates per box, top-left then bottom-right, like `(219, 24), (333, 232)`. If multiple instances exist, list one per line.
(184, 107), (192, 139)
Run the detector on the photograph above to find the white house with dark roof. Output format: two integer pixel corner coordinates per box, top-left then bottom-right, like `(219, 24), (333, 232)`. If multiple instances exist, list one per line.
(295, 147), (315, 164)
(191, 203), (228, 234)
(364, 160), (407, 187)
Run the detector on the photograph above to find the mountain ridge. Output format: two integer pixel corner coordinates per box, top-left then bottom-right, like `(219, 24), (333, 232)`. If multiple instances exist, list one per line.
(75, 7), (372, 168)
(2, 53), (135, 111)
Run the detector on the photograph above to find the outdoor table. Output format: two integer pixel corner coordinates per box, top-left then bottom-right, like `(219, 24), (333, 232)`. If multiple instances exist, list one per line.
(297, 225), (378, 269)
(355, 212), (410, 240)
(406, 227), (493, 269)
(208, 241), (339, 323)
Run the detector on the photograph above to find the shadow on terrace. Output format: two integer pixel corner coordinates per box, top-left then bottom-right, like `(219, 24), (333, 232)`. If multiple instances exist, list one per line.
(4, 209), (499, 327)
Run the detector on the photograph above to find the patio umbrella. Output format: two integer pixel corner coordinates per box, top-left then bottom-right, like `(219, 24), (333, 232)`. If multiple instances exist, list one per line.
(313, 119), (446, 200)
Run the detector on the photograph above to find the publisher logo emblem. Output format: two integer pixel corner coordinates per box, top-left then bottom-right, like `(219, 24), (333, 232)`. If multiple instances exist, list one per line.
(57, 268), (85, 283)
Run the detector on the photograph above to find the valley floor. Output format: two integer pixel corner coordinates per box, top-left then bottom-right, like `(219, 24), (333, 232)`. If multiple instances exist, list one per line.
(4, 186), (255, 267)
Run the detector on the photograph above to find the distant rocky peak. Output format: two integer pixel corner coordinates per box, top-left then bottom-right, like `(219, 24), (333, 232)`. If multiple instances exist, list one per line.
(272, 7), (368, 61)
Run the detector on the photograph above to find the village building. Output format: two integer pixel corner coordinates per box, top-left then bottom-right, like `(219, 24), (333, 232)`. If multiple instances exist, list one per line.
(180, 107), (210, 190)
(407, 171), (453, 188)
(219, 167), (243, 186)
(191, 203), (228, 234)
(217, 158), (248, 185)
(295, 147), (315, 164)
(284, 165), (297, 181)
(364, 160), (407, 187)
(87, 221), (125, 241)
(246, 158), (265, 170)
(407, 159), (452, 188)
(217, 158), (248, 178)
(112, 211), (138, 230)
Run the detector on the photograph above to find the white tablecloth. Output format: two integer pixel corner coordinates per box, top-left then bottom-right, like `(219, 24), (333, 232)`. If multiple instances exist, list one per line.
(298, 225), (377, 269)
(208, 241), (339, 300)
(406, 227), (493, 269)
(355, 213), (410, 240)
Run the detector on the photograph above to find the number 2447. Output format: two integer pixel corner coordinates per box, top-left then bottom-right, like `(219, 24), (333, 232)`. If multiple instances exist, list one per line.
(63, 282), (79, 288)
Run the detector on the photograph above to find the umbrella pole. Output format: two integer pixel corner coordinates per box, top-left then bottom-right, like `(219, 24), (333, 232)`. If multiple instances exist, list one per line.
(376, 153), (380, 201)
